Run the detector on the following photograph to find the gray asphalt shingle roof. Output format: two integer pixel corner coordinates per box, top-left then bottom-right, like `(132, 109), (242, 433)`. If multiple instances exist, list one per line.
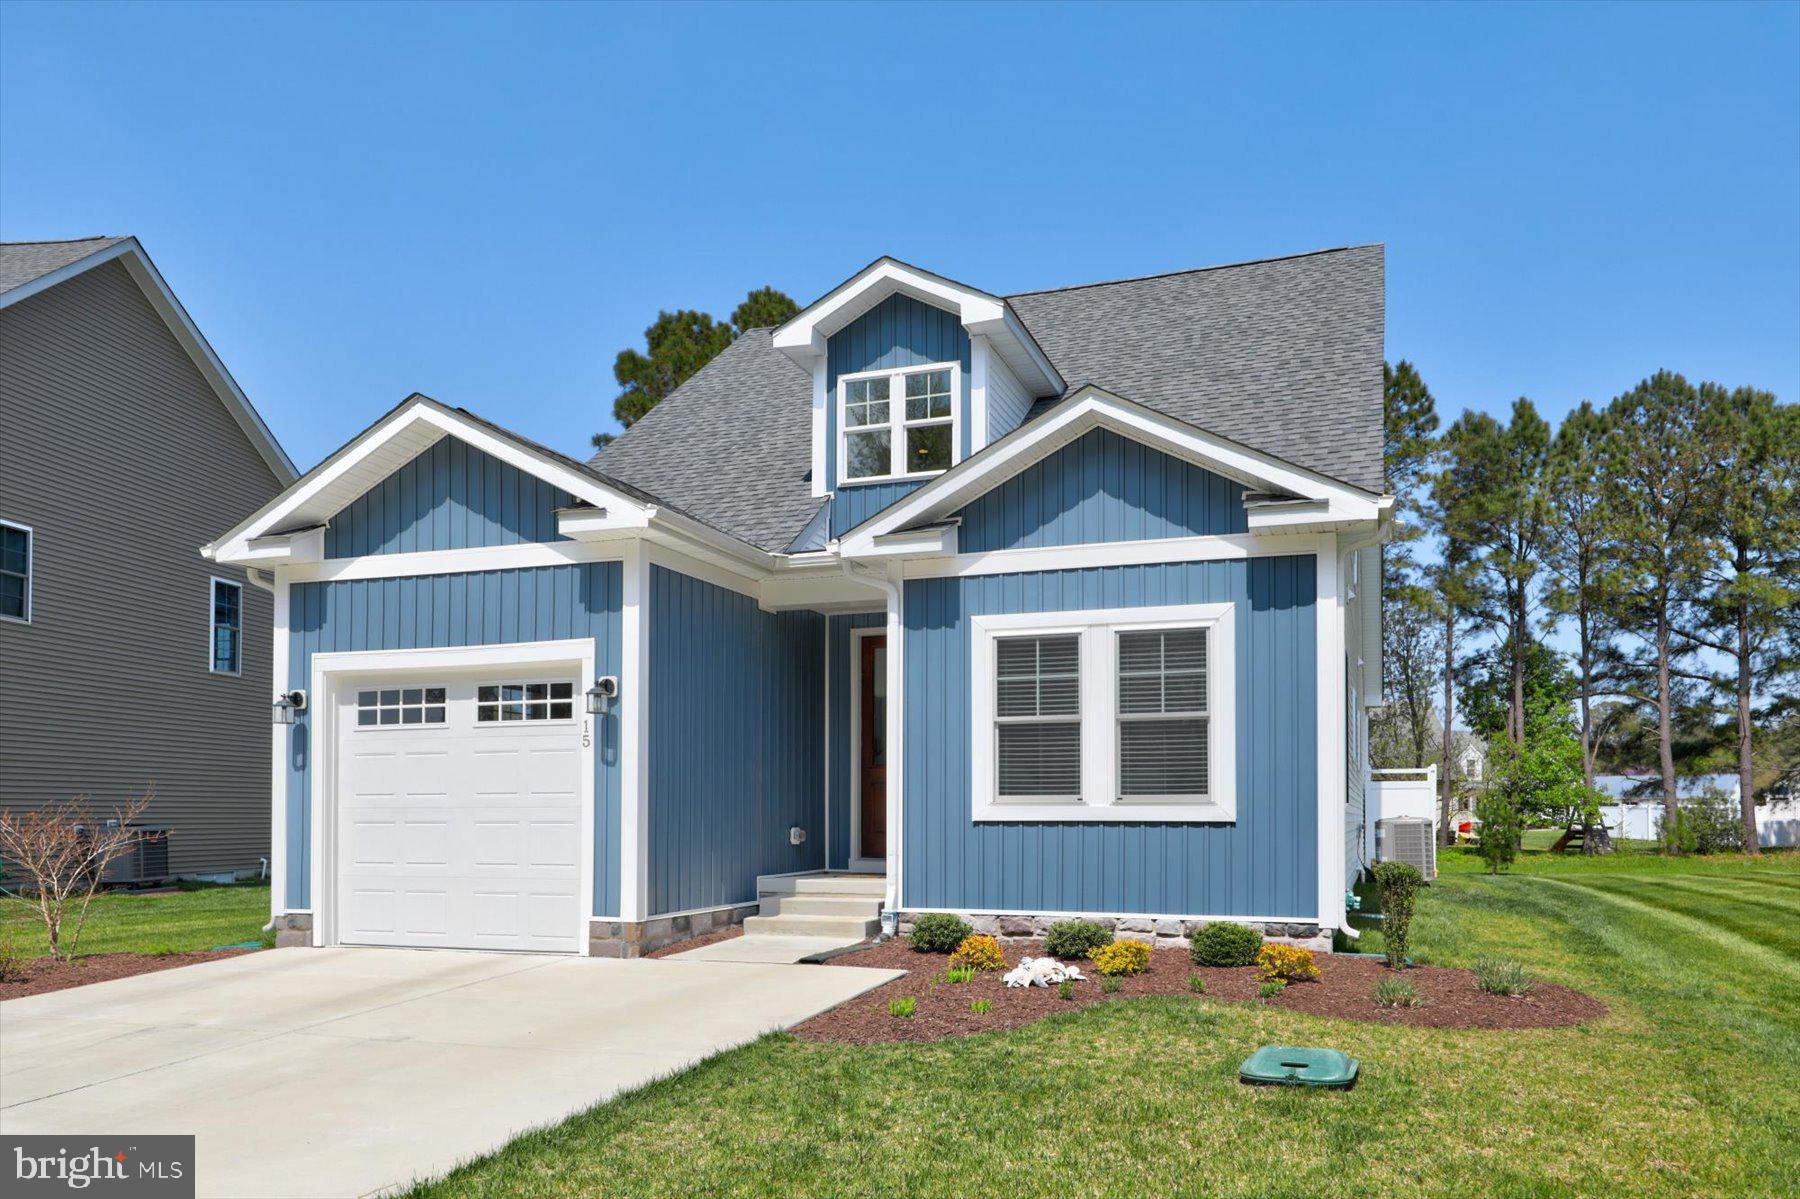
(592, 245), (1384, 551)
(0, 236), (129, 296)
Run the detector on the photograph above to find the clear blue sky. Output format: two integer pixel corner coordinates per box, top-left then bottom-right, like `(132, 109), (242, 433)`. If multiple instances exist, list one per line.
(3, 1), (1796, 472)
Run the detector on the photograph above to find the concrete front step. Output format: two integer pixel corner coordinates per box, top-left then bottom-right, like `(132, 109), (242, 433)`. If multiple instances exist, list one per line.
(758, 894), (883, 919)
(742, 913), (881, 939)
(755, 872), (886, 897)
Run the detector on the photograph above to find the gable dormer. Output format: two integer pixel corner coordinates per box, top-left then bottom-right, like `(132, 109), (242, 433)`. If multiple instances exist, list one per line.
(772, 259), (1063, 516)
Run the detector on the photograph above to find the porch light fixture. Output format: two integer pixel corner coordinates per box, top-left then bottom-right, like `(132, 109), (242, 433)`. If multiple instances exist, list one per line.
(586, 676), (619, 715)
(272, 689), (308, 725)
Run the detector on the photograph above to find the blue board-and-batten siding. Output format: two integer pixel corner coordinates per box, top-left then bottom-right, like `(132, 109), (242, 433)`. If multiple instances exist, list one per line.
(325, 437), (573, 558)
(647, 567), (824, 915)
(955, 428), (1249, 553)
(826, 611), (886, 869)
(825, 293), (972, 492)
(902, 555), (1317, 920)
(829, 481), (926, 538)
(285, 563), (624, 914)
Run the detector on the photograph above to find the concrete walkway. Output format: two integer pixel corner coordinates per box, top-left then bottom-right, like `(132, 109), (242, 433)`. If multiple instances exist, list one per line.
(666, 933), (865, 964)
(0, 946), (900, 1198)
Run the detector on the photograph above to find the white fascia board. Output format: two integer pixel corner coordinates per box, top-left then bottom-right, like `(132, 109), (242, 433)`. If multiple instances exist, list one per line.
(557, 507), (652, 540)
(206, 398), (662, 566)
(242, 526), (325, 564)
(840, 386), (1385, 556)
(964, 306), (1063, 397)
(2, 238), (298, 483)
(772, 258), (1005, 367)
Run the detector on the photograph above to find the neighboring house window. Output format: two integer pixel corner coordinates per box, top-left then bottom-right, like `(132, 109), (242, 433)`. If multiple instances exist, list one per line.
(995, 634), (1082, 799)
(477, 682), (575, 723)
(971, 602), (1237, 823)
(358, 687), (447, 727)
(0, 520), (30, 623)
(210, 579), (242, 674)
(838, 363), (958, 481)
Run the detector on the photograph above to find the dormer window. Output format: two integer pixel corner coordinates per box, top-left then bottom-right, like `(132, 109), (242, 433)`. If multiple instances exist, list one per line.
(839, 363), (958, 481)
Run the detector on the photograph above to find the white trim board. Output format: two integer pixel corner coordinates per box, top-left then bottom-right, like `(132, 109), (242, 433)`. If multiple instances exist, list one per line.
(304, 637), (600, 954)
(968, 603), (1237, 824)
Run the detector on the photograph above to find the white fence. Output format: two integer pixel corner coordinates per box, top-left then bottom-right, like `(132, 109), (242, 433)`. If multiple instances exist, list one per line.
(1368, 766), (1439, 863)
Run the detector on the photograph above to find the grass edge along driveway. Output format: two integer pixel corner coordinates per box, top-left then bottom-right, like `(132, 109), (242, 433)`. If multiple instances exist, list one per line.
(403, 848), (1799, 1199)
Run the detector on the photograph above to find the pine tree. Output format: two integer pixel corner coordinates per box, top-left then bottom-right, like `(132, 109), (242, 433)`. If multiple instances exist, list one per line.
(1543, 400), (1624, 795)
(1427, 413), (1496, 841)
(1677, 386), (1800, 853)
(1600, 371), (1716, 842)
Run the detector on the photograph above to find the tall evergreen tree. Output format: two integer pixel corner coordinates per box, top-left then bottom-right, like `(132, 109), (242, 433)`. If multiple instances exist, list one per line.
(1427, 413), (1495, 841)
(1456, 399), (1553, 746)
(1543, 400), (1623, 794)
(1600, 371), (1716, 840)
(596, 287), (800, 444)
(1677, 386), (1800, 852)
(1371, 361), (1444, 771)
(610, 309), (735, 430)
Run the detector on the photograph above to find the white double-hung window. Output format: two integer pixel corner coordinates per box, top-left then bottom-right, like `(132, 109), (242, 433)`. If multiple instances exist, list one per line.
(971, 602), (1236, 823)
(839, 363), (958, 481)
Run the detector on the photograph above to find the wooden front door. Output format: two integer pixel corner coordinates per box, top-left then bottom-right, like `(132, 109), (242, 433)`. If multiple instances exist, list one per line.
(858, 634), (887, 860)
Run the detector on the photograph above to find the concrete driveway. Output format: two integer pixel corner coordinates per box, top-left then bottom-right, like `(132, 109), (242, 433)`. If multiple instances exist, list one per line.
(0, 946), (899, 1198)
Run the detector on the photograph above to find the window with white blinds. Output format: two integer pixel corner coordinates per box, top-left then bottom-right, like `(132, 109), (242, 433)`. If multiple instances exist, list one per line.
(994, 634), (1081, 798)
(971, 602), (1237, 823)
(1117, 628), (1209, 798)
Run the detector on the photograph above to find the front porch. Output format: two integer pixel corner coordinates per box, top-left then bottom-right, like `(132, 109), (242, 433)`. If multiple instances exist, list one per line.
(747, 871), (886, 941)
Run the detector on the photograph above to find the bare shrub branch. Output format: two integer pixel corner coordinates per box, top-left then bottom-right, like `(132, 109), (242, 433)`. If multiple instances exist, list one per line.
(0, 791), (155, 962)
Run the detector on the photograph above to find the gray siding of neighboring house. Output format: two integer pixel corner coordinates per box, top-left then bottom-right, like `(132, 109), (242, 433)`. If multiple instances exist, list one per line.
(0, 260), (283, 876)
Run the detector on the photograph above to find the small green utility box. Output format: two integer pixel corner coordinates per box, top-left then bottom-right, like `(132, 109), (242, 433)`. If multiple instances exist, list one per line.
(1239, 1046), (1360, 1089)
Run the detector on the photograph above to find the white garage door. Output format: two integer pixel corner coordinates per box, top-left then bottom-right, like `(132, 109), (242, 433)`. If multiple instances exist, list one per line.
(335, 675), (583, 952)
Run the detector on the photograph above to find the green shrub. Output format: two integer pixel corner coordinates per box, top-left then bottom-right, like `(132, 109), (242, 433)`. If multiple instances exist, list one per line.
(1044, 919), (1113, 960)
(1256, 943), (1320, 983)
(1258, 979), (1286, 1000)
(1474, 957), (1534, 997)
(1187, 974), (1206, 995)
(1188, 921), (1263, 967)
(1100, 975), (1122, 994)
(1664, 787), (1745, 855)
(888, 997), (917, 1018)
(970, 999), (992, 1014)
(1374, 976), (1421, 1008)
(945, 965), (974, 985)
(1476, 792), (1523, 873)
(1056, 979), (1075, 1000)
(908, 913), (972, 954)
(1372, 860), (1423, 970)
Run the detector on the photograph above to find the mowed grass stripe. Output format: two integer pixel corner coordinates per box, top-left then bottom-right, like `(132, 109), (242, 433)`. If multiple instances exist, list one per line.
(1534, 876), (1800, 987)
(1577, 877), (1800, 964)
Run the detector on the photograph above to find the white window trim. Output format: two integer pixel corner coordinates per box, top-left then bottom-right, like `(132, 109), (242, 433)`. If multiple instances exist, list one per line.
(473, 678), (582, 727)
(0, 519), (31, 624)
(209, 576), (244, 676)
(970, 602), (1237, 823)
(836, 361), (961, 485)
(352, 683), (450, 731)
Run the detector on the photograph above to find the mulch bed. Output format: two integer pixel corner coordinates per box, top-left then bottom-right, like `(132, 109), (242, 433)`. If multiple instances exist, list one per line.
(0, 950), (258, 1001)
(645, 927), (744, 958)
(793, 939), (1605, 1044)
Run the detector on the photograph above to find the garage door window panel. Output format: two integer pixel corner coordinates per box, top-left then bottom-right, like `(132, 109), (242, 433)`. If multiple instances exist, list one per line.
(477, 681), (575, 723)
(357, 687), (447, 727)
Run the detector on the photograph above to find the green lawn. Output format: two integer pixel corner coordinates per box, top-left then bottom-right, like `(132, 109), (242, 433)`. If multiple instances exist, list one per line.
(408, 847), (1800, 1199)
(0, 882), (272, 958)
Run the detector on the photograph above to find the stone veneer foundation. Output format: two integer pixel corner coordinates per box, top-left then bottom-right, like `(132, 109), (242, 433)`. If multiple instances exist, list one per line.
(587, 901), (759, 958)
(895, 912), (1332, 954)
(271, 905), (759, 957)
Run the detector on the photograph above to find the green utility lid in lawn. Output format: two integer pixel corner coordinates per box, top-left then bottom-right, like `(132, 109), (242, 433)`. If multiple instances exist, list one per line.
(1239, 1046), (1359, 1089)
